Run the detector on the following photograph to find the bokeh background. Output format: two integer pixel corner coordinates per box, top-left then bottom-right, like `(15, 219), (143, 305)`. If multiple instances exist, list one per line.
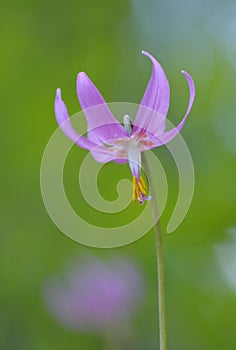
(1, 0), (236, 349)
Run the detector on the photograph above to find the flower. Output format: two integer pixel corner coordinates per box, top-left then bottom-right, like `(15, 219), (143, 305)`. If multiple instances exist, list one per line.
(43, 255), (145, 332)
(54, 50), (195, 204)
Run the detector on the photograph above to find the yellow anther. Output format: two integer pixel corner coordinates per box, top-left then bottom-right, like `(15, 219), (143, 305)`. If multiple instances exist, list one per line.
(132, 191), (137, 202)
(135, 184), (139, 199)
(138, 182), (147, 195)
(140, 176), (146, 190)
(132, 176), (137, 202)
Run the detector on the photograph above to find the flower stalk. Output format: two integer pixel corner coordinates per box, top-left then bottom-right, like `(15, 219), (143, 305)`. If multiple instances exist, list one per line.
(142, 153), (167, 350)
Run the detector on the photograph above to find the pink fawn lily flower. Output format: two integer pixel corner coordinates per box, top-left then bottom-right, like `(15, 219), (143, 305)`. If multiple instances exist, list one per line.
(55, 50), (195, 204)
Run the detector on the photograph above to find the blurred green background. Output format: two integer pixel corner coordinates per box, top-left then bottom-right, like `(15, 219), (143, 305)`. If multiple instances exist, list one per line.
(1, 0), (236, 349)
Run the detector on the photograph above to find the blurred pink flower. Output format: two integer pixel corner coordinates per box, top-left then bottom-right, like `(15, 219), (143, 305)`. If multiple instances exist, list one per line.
(43, 255), (145, 333)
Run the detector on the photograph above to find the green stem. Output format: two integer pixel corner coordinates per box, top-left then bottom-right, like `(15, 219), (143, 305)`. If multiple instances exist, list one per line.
(142, 154), (167, 350)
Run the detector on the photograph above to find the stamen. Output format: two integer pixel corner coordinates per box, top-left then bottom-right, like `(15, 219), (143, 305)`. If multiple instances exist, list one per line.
(132, 175), (150, 204)
(135, 182), (139, 199)
(140, 176), (146, 190)
(132, 176), (137, 202)
(138, 181), (146, 195)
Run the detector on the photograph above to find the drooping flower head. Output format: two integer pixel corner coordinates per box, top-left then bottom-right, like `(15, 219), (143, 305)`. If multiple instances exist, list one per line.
(43, 255), (145, 332)
(55, 51), (195, 204)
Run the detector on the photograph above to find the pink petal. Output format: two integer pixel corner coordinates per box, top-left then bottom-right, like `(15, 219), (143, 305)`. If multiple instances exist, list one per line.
(114, 159), (128, 164)
(55, 89), (128, 164)
(90, 146), (128, 164)
(133, 50), (170, 135)
(54, 88), (96, 151)
(145, 70), (195, 148)
(76, 73), (128, 144)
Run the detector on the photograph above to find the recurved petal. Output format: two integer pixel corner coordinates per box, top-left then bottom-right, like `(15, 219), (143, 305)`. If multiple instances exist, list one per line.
(133, 50), (170, 135)
(76, 73), (128, 144)
(145, 70), (195, 148)
(54, 89), (97, 150)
